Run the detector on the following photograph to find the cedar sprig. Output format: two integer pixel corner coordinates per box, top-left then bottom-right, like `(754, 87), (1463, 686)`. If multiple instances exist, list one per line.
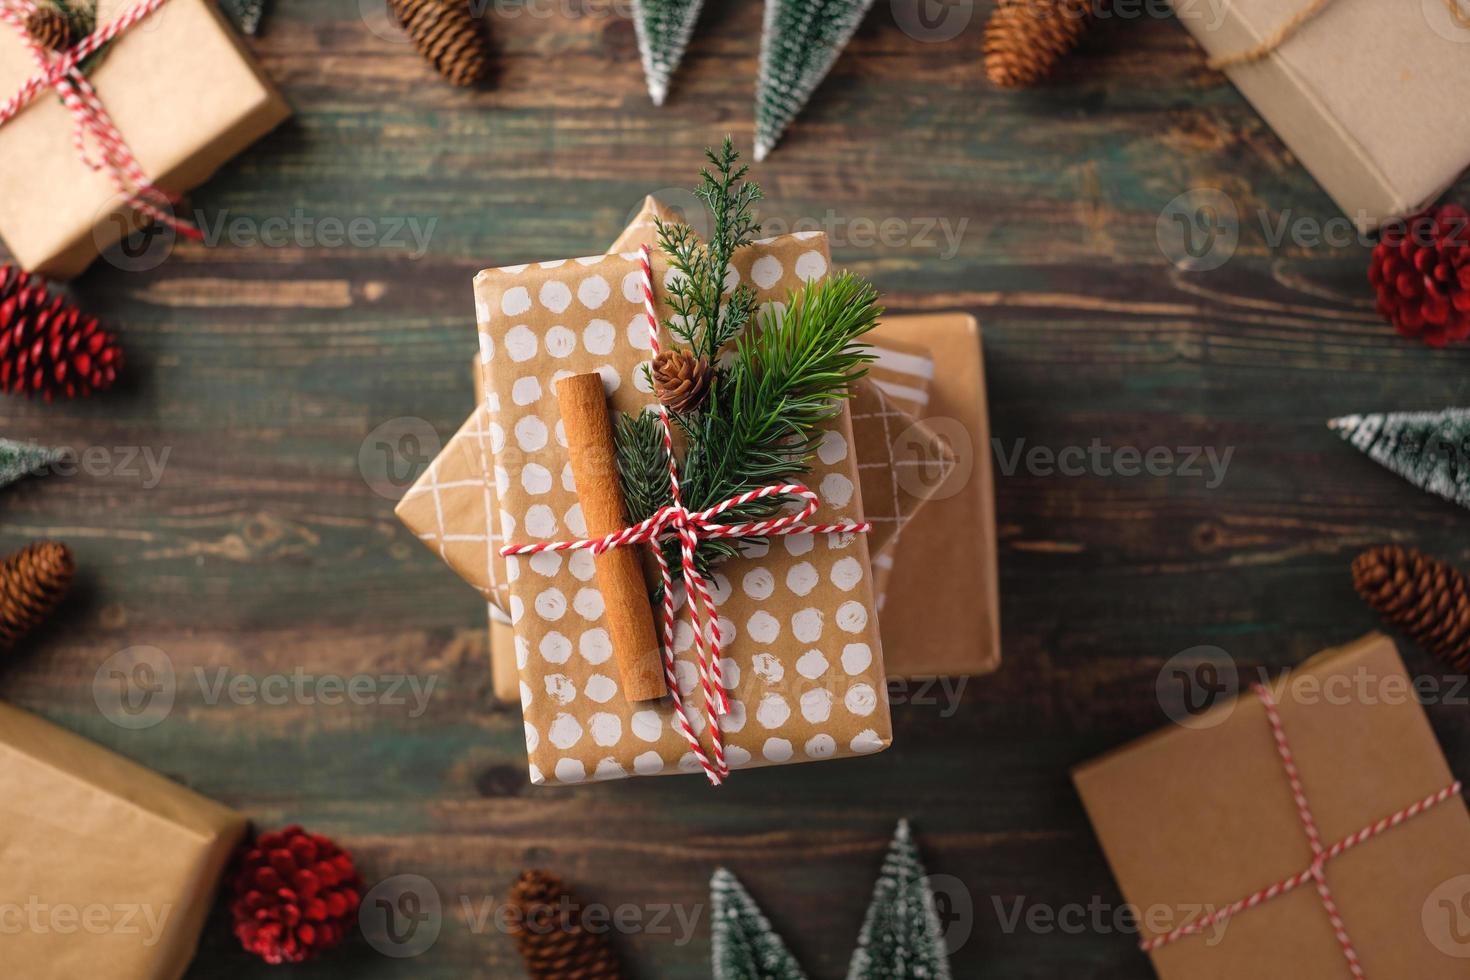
(654, 138), (763, 361)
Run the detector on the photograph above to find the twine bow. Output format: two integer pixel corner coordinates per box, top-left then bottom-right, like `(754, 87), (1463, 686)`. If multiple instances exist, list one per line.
(1210, 0), (1470, 69)
(500, 244), (871, 786)
(0, 0), (202, 241)
(1140, 683), (1463, 977)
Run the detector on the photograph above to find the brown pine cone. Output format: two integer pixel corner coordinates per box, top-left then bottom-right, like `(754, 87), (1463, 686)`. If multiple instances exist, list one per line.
(1353, 545), (1470, 671)
(388, 0), (491, 88)
(24, 7), (71, 51)
(0, 541), (74, 651)
(507, 870), (623, 980)
(984, 0), (1096, 89)
(651, 348), (712, 414)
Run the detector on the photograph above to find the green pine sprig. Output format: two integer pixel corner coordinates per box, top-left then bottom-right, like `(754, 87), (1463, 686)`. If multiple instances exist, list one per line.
(615, 140), (882, 583)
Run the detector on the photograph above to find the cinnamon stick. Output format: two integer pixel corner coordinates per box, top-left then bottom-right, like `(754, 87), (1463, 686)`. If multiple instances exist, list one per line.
(555, 373), (666, 703)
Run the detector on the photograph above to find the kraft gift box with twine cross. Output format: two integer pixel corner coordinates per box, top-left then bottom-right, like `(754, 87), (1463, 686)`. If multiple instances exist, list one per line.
(0, 0), (289, 278)
(1075, 633), (1470, 978)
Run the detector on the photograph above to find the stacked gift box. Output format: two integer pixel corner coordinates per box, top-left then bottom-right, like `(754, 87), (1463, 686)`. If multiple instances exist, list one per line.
(397, 196), (1002, 783)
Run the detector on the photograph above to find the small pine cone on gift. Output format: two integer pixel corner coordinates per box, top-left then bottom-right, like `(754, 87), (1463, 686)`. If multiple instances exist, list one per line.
(388, 0), (491, 87)
(507, 870), (624, 980)
(0, 265), (123, 400)
(24, 7), (71, 51)
(230, 825), (363, 964)
(984, 0), (1096, 89)
(1370, 204), (1470, 347)
(1352, 545), (1470, 671)
(0, 541), (74, 651)
(651, 348), (712, 414)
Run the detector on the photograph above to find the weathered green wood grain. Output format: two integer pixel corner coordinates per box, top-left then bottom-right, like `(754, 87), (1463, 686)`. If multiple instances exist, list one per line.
(1, 1), (1468, 977)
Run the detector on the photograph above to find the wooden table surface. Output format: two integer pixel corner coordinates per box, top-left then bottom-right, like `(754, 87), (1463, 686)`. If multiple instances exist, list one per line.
(4, 2), (1469, 977)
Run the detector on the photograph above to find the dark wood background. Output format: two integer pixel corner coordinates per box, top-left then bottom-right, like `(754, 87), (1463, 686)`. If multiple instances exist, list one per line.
(3, 1), (1468, 977)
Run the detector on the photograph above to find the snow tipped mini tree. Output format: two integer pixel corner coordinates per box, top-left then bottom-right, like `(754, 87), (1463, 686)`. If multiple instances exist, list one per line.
(711, 869), (808, 980)
(711, 823), (954, 979)
(754, 0), (876, 161)
(1329, 408), (1470, 512)
(846, 820), (952, 980)
(0, 438), (64, 490)
(632, 0), (707, 105)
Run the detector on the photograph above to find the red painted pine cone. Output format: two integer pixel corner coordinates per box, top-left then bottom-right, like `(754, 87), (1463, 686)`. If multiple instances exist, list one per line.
(230, 825), (363, 964)
(1370, 204), (1470, 347)
(0, 264), (123, 400)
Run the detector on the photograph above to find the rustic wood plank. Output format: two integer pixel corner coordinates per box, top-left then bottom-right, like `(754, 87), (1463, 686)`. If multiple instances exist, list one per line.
(1, 2), (1467, 977)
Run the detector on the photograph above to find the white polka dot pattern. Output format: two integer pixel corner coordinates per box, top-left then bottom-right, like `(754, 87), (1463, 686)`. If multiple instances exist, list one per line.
(475, 235), (891, 784)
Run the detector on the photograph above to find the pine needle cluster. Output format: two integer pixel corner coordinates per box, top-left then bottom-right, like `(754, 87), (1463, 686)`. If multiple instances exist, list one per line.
(615, 139), (882, 579)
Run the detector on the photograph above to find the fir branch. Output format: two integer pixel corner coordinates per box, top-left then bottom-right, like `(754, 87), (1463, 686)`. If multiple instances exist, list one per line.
(614, 411), (673, 524)
(682, 271), (882, 520)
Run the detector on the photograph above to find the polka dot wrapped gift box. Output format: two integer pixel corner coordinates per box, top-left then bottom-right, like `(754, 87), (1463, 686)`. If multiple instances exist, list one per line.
(474, 233), (892, 785)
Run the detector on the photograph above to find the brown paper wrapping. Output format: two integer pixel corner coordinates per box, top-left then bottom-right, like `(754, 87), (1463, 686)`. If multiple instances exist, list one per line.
(0, 701), (247, 979)
(868, 313), (1000, 679)
(1074, 634), (1470, 978)
(1170, 0), (1470, 231)
(0, 0), (290, 278)
(397, 199), (968, 699)
(475, 232), (892, 783)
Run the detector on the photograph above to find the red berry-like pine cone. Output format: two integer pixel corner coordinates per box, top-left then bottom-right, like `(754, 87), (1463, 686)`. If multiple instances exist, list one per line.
(230, 825), (363, 964)
(0, 264), (123, 400)
(1370, 204), (1470, 347)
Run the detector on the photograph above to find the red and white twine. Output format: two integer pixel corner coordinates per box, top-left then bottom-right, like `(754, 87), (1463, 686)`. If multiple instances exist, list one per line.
(501, 244), (870, 786)
(1139, 683), (1463, 976)
(0, 0), (202, 240)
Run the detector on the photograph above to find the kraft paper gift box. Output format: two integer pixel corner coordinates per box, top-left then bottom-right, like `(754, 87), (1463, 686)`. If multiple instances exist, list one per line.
(869, 313), (1000, 680)
(397, 197), (977, 699)
(401, 311), (999, 691)
(0, 701), (247, 979)
(1074, 634), (1470, 978)
(404, 314), (991, 701)
(473, 231), (894, 783)
(0, 0), (290, 278)
(1170, 0), (1470, 231)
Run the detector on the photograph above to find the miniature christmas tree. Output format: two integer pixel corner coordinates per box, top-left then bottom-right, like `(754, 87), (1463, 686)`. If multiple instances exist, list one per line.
(1329, 408), (1470, 511)
(0, 438), (65, 490)
(754, 0), (876, 161)
(711, 868), (808, 980)
(846, 820), (952, 980)
(220, 0), (268, 35)
(632, 0), (706, 105)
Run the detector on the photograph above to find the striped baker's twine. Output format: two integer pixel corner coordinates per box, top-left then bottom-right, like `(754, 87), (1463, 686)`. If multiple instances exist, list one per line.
(0, 0), (202, 240)
(502, 244), (870, 786)
(1139, 683), (1464, 975)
